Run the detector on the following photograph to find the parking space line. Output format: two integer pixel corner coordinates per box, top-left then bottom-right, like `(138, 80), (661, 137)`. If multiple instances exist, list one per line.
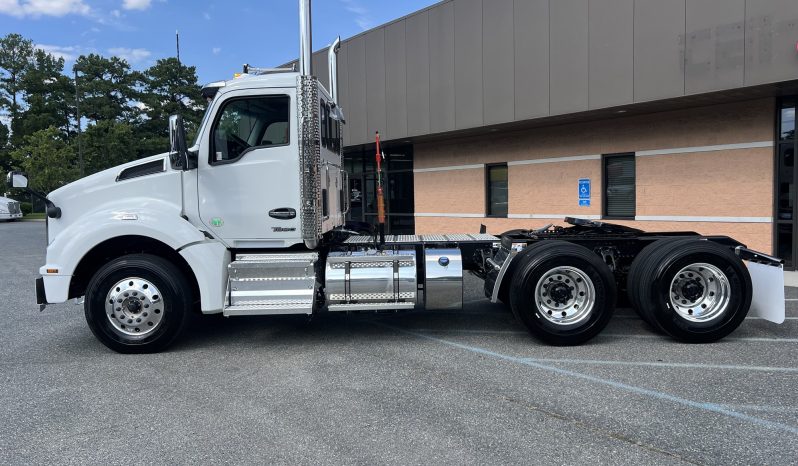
(720, 404), (798, 414)
(613, 315), (798, 321)
(521, 358), (798, 373)
(379, 324), (798, 435)
(400, 329), (798, 342)
(601, 334), (798, 343)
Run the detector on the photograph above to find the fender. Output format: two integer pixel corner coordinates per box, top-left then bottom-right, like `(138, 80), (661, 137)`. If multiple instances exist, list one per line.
(40, 198), (207, 303)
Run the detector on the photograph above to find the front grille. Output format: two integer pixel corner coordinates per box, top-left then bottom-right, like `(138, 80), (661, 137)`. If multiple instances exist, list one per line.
(8, 202), (21, 215)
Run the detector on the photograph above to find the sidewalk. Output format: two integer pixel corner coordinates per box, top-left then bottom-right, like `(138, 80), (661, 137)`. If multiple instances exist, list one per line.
(784, 271), (798, 287)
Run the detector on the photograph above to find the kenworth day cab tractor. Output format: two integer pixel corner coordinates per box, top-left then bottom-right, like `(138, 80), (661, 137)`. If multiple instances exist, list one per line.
(7, 0), (786, 353)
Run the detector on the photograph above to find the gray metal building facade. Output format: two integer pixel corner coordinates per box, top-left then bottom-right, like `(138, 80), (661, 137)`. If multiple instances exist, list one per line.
(308, 0), (798, 147)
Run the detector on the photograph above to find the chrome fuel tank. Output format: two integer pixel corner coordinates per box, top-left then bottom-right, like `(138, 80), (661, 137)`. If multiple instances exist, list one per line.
(424, 248), (463, 310)
(325, 249), (417, 311)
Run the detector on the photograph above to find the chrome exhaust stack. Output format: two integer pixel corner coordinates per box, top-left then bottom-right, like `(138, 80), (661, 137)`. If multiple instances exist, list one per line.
(327, 36), (341, 103)
(298, 0), (312, 76)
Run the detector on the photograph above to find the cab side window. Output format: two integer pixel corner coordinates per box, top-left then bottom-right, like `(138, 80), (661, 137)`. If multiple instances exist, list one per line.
(211, 95), (290, 164)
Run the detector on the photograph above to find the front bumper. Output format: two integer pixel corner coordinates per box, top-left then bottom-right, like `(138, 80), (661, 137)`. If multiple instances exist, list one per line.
(36, 267), (72, 310)
(36, 277), (47, 310)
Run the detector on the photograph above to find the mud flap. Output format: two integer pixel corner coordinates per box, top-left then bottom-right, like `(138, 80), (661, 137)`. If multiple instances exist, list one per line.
(747, 261), (785, 324)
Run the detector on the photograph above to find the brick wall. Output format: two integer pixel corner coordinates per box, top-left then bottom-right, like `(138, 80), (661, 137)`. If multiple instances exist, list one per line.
(413, 98), (775, 253)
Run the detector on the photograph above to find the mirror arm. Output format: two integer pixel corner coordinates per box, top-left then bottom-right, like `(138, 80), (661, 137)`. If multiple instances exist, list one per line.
(23, 188), (62, 219)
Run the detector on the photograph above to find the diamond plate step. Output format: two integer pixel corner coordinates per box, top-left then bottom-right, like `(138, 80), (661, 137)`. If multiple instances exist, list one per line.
(224, 252), (318, 316)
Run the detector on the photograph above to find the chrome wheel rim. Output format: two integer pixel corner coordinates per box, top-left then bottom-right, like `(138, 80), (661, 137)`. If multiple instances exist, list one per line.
(534, 266), (596, 326)
(105, 277), (165, 338)
(669, 263), (730, 323)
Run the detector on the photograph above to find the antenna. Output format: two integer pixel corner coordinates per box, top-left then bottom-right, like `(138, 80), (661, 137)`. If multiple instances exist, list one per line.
(176, 30), (181, 64)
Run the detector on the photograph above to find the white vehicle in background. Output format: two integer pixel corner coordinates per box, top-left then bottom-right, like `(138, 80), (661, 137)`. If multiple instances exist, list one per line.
(0, 196), (23, 221)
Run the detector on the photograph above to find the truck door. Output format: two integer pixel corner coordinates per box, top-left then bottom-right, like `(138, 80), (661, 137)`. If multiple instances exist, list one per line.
(197, 89), (302, 247)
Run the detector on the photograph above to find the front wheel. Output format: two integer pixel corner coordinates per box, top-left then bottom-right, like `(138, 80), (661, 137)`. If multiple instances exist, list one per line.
(509, 241), (616, 345)
(84, 254), (192, 353)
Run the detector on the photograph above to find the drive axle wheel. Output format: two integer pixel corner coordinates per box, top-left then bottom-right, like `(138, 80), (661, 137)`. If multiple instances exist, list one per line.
(627, 239), (752, 343)
(509, 241), (616, 345)
(84, 254), (191, 353)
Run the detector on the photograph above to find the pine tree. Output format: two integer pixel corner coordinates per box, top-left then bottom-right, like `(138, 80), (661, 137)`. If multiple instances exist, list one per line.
(138, 57), (204, 156)
(18, 49), (74, 141)
(73, 54), (141, 124)
(0, 33), (35, 146)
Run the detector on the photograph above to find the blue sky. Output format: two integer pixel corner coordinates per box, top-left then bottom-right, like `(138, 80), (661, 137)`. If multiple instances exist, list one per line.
(0, 0), (438, 84)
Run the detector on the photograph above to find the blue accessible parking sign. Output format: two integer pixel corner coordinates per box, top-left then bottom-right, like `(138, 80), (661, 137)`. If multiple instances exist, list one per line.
(578, 178), (591, 207)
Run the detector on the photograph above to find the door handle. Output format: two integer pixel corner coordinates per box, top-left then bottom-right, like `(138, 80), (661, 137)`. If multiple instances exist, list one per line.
(269, 208), (296, 220)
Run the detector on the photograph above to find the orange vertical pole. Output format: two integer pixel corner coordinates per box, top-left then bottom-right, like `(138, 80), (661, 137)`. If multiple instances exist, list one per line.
(375, 131), (386, 246)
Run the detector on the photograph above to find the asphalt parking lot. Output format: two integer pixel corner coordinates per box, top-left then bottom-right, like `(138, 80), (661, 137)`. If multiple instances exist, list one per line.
(1, 221), (797, 465)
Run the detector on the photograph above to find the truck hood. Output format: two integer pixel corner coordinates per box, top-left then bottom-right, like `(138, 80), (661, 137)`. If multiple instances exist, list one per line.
(49, 153), (170, 201)
(46, 153), (183, 244)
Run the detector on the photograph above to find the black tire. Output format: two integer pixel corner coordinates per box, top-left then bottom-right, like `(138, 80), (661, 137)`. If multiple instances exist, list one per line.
(84, 253), (192, 353)
(509, 241), (616, 345)
(626, 238), (693, 328)
(627, 239), (752, 343)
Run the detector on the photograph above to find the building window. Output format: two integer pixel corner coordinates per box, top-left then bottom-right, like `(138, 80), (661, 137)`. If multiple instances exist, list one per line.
(486, 163), (508, 217)
(603, 153), (635, 219)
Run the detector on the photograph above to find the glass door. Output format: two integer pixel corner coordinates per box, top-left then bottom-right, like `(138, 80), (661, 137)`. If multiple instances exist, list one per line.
(775, 98), (796, 268)
(343, 144), (415, 234)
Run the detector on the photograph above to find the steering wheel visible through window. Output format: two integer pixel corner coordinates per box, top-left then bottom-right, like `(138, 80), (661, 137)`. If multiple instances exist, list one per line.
(211, 95), (290, 164)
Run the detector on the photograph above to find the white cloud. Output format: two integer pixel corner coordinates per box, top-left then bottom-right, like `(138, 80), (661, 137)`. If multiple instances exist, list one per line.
(108, 47), (151, 64)
(340, 0), (372, 31)
(0, 0), (90, 18)
(35, 44), (78, 61)
(212, 47), (221, 55)
(122, 0), (150, 11)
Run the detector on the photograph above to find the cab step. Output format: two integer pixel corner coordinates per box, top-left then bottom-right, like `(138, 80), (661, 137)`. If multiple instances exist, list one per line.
(223, 252), (318, 317)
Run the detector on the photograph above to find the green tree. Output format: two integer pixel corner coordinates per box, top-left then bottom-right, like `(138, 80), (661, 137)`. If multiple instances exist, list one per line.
(74, 54), (141, 124)
(18, 49), (74, 141)
(0, 123), (11, 194)
(138, 57), (204, 156)
(0, 33), (35, 145)
(10, 126), (78, 193)
(81, 120), (136, 174)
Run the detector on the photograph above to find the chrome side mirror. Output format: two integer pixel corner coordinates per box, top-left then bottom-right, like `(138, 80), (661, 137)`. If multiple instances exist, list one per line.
(6, 171), (28, 189)
(168, 114), (188, 170)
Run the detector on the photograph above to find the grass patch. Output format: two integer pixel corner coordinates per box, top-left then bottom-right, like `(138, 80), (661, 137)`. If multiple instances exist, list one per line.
(23, 213), (46, 220)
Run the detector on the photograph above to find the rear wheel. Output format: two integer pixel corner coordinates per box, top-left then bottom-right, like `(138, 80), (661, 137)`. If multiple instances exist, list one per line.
(627, 239), (752, 342)
(509, 241), (616, 345)
(84, 254), (192, 353)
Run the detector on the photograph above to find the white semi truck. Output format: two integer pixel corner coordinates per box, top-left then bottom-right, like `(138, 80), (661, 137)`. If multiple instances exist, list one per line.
(0, 196), (23, 221)
(7, 0), (786, 353)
